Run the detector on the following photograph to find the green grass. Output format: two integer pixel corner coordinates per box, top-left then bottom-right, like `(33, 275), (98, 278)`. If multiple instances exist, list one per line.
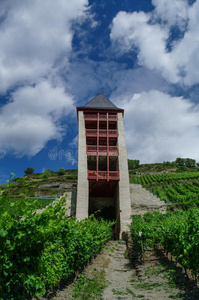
(126, 288), (136, 296)
(72, 270), (106, 299)
(144, 263), (162, 277)
(133, 282), (163, 290)
(112, 288), (126, 295)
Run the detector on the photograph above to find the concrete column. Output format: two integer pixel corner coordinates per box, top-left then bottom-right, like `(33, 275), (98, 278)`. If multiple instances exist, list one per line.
(76, 111), (89, 220)
(117, 112), (132, 236)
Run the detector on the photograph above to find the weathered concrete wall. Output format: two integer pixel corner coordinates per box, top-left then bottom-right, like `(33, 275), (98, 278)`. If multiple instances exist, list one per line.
(114, 185), (120, 240)
(117, 112), (132, 236)
(64, 191), (77, 216)
(76, 111), (89, 220)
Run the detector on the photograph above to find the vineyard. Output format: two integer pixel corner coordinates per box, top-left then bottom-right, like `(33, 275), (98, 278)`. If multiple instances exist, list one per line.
(130, 171), (199, 208)
(0, 195), (55, 221)
(1, 166), (199, 298)
(130, 170), (199, 284)
(131, 208), (199, 282)
(0, 196), (113, 300)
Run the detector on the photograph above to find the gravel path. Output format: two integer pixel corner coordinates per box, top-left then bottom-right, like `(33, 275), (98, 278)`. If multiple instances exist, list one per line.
(102, 241), (184, 300)
(102, 240), (134, 299)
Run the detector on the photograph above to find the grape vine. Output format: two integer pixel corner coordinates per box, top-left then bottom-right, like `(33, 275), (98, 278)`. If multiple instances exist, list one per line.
(131, 208), (199, 281)
(0, 197), (113, 300)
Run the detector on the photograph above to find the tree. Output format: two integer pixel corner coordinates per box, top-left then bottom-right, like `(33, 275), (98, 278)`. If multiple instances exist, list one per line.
(185, 158), (196, 168)
(24, 167), (34, 175)
(175, 157), (185, 167)
(163, 161), (171, 166)
(57, 168), (65, 175)
(42, 169), (52, 180)
(128, 159), (140, 170)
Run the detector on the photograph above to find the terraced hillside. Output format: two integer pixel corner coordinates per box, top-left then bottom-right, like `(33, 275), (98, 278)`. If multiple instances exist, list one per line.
(130, 171), (199, 209)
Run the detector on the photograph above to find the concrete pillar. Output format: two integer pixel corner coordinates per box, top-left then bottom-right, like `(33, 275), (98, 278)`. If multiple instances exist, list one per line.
(76, 111), (89, 220)
(117, 112), (132, 236)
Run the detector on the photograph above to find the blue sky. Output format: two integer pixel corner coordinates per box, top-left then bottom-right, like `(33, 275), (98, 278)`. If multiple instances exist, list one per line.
(0, 0), (199, 183)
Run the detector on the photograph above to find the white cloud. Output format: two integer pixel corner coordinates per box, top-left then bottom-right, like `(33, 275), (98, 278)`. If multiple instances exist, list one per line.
(0, 0), (88, 92)
(110, 0), (199, 87)
(0, 80), (74, 156)
(112, 90), (199, 163)
(69, 135), (78, 147)
(0, 0), (89, 158)
(152, 0), (189, 28)
(172, 0), (199, 85)
(110, 11), (178, 83)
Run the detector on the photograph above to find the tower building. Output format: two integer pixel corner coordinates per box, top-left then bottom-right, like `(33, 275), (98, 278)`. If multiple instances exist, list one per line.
(76, 93), (131, 237)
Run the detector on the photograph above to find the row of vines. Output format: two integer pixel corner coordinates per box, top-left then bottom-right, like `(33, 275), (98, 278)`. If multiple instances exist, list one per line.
(131, 208), (199, 281)
(130, 171), (199, 208)
(0, 197), (113, 300)
(130, 171), (199, 185)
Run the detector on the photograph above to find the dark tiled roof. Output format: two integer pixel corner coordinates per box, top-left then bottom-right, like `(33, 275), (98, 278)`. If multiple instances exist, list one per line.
(84, 92), (121, 110)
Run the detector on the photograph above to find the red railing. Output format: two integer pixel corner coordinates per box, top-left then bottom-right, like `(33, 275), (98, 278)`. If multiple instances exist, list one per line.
(109, 146), (119, 155)
(85, 129), (118, 137)
(109, 115), (117, 121)
(99, 114), (106, 120)
(98, 146), (107, 152)
(99, 129), (107, 136)
(84, 114), (117, 121)
(86, 145), (118, 156)
(109, 171), (119, 179)
(87, 170), (97, 179)
(98, 171), (107, 179)
(86, 129), (97, 136)
(109, 129), (118, 137)
(87, 145), (97, 152)
(87, 170), (119, 180)
(84, 114), (97, 120)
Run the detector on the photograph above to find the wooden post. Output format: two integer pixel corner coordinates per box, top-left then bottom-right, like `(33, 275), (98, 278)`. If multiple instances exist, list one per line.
(139, 231), (145, 263)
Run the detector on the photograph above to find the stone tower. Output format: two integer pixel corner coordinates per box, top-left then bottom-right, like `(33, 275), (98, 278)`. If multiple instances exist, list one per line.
(76, 93), (131, 238)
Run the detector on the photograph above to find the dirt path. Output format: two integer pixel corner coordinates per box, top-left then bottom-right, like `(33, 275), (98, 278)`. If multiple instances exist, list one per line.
(46, 240), (198, 300)
(101, 242), (183, 300)
(102, 240), (135, 299)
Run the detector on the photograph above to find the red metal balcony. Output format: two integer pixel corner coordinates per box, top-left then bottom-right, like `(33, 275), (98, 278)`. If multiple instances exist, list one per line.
(99, 114), (106, 120)
(84, 114), (97, 120)
(109, 130), (118, 137)
(84, 114), (117, 121)
(109, 146), (119, 156)
(109, 171), (120, 180)
(85, 129), (118, 137)
(86, 145), (118, 156)
(88, 170), (119, 180)
(86, 129), (97, 136)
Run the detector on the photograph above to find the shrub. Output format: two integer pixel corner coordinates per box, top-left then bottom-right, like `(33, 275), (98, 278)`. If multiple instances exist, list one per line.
(57, 168), (65, 176)
(24, 168), (34, 175)
(128, 159), (140, 170)
(42, 169), (52, 180)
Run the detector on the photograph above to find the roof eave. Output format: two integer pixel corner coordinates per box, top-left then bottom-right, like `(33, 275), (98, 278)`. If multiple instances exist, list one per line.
(76, 106), (124, 115)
